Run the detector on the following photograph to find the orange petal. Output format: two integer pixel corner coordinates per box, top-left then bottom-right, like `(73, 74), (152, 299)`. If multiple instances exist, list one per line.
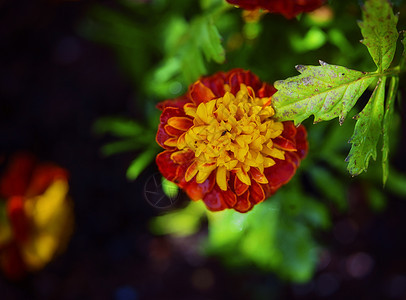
(163, 137), (178, 147)
(249, 167), (268, 184)
(167, 117), (193, 131)
(170, 150), (195, 164)
(234, 191), (252, 213)
(188, 81), (216, 105)
(222, 188), (237, 207)
(184, 173), (215, 201)
(249, 181), (265, 204)
(185, 161), (198, 182)
(273, 136), (296, 151)
(234, 175), (249, 196)
(164, 124), (184, 137)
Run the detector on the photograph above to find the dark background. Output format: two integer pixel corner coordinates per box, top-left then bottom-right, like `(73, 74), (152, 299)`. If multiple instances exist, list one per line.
(1, 1), (406, 299)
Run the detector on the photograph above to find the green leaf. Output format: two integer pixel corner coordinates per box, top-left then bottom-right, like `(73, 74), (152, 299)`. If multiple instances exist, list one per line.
(161, 178), (179, 199)
(126, 149), (157, 180)
(366, 185), (386, 212)
(273, 61), (375, 125)
(386, 168), (406, 197)
(100, 140), (147, 157)
(196, 17), (225, 64)
(149, 201), (206, 237)
(346, 77), (387, 176)
(382, 76), (398, 184)
(358, 0), (398, 72)
(93, 117), (145, 137)
(401, 37), (406, 71)
(206, 187), (329, 282)
(309, 167), (348, 211)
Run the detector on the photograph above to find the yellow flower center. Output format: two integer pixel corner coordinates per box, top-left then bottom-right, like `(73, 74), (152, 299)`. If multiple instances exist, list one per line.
(178, 84), (285, 191)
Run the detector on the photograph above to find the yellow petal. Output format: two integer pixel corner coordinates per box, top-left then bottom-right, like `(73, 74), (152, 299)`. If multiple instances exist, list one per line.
(216, 166), (228, 191)
(185, 161), (198, 182)
(236, 169), (251, 186)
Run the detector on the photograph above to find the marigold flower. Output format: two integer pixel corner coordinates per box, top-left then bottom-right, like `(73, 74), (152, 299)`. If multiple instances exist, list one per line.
(0, 153), (73, 279)
(156, 69), (308, 213)
(226, 0), (325, 19)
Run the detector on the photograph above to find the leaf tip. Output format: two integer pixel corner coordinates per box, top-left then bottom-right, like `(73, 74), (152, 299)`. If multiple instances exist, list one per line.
(295, 65), (306, 73)
(318, 60), (328, 66)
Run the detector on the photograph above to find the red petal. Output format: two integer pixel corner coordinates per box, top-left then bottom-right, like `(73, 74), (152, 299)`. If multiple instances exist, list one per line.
(221, 188), (237, 207)
(156, 150), (180, 182)
(160, 107), (185, 125)
(0, 242), (27, 280)
(156, 124), (174, 149)
(226, 0), (325, 19)
(249, 181), (265, 204)
(156, 96), (190, 111)
(264, 158), (297, 193)
(25, 165), (68, 198)
(188, 81), (216, 105)
(249, 167), (268, 184)
(281, 121), (297, 140)
(234, 191), (252, 213)
(164, 124), (184, 137)
(170, 150), (195, 165)
(287, 152), (300, 168)
(258, 83), (276, 98)
(202, 185), (228, 211)
(200, 73), (227, 97)
(7, 196), (29, 243)
(0, 153), (36, 197)
(228, 69), (262, 94)
(295, 124), (309, 159)
(234, 174), (249, 196)
(184, 173), (215, 201)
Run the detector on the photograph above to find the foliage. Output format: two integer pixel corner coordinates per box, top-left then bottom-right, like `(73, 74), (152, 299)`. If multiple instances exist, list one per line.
(82, 0), (406, 283)
(273, 0), (403, 181)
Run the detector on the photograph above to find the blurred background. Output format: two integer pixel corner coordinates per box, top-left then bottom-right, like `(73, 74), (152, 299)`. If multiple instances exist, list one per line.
(1, 0), (406, 299)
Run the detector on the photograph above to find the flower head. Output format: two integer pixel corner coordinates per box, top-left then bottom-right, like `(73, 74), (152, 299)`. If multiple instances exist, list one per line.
(0, 153), (73, 279)
(156, 69), (308, 213)
(226, 0), (325, 19)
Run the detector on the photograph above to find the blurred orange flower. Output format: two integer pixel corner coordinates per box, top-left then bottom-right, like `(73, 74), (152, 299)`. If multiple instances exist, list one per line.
(0, 153), (73, 279)
(156, 69), (308, 213)
(226, 0), (325, 19)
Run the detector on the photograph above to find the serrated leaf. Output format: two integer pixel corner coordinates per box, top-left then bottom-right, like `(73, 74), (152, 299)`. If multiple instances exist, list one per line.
(199, 17), (225, 64)
(346, 77), (387, 176)
(358, 0), (398, 72)
(126, 149), (157, 180)
(273, 61), (375, 124)
(382, 76), (398, 184)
